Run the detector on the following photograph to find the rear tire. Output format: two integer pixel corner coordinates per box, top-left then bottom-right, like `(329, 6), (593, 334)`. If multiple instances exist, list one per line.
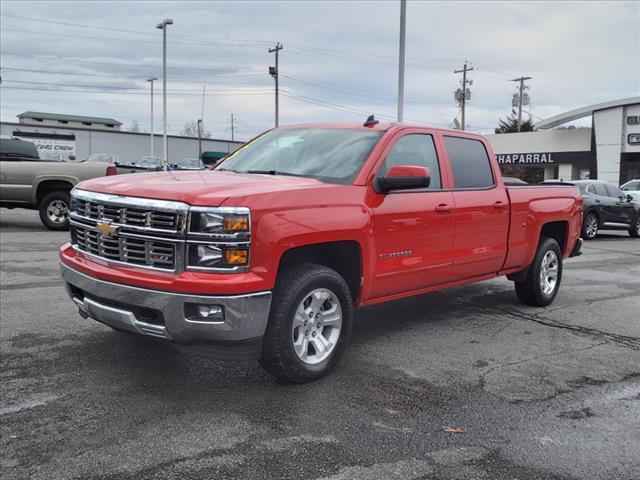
(515, 237), (563, 307)
(260, 263), (353, 383)
(629, 215), (640, 238)
(582, 213), (598, 240)
(39, 191), (70, 231)
(581, 212), (598, 240)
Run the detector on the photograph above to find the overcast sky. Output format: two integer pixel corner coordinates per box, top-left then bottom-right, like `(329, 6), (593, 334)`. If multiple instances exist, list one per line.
(1, 1), (638, 140)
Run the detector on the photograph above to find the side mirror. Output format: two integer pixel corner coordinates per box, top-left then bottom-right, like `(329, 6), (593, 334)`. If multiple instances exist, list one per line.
(627, 194), (634, 202)
(375, 165), (430, 193)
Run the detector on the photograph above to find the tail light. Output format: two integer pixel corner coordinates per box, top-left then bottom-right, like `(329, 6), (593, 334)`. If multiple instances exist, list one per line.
(106, 166), (117, 176)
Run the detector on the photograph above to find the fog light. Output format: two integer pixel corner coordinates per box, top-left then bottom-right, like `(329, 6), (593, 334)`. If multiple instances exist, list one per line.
(198, 305), (222, 319)
(185, 303), (225, 323)
(224, 248), (248, 265)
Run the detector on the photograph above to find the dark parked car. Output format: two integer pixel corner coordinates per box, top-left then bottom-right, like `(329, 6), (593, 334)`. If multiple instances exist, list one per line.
(571, 180), (639, 239)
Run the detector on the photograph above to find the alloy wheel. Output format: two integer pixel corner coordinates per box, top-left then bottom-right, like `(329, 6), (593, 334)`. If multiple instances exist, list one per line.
(291, 288), (342, 365)
(539, 250), (559, 296)
(585, 215), (598, 238)
(47, 200), (69, 224)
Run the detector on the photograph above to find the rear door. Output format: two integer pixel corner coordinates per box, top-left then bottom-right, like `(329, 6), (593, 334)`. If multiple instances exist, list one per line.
(369, 131), (455, 298)
(443, 136), (510, 279)
(604, 184), (636, 225)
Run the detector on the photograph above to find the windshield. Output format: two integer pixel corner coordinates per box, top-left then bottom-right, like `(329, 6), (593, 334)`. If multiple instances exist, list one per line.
(87, 154), (114, 163)
(176, 158), (202, 169)
(217, 128), (383, 184)
(136, 156), (162, 167)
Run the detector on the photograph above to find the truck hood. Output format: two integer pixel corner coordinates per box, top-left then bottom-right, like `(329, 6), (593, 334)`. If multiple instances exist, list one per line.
(75, 170), (330, 206)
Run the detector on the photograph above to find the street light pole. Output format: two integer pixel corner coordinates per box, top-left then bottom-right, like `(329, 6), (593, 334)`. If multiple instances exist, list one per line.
(197, 119), (202, 160)
(156, 18), (173, 170)
(397, 0), (407, 122)
(146, 77), (157, 156)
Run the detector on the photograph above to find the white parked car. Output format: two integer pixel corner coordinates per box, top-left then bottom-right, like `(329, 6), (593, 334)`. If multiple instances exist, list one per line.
(621, 179), (640, 202)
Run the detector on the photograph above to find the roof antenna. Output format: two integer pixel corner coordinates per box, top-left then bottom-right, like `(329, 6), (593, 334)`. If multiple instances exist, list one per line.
(363, 114), (379, 127)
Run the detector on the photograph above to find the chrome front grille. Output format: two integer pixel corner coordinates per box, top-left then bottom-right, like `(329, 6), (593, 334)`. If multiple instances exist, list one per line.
(73, 226), (177, 270)
(72, 197), (180, 232)
(69, 190), (189, 272)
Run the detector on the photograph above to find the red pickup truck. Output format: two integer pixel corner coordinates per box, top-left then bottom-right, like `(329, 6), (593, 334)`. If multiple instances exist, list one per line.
(59, 121), (583, 382)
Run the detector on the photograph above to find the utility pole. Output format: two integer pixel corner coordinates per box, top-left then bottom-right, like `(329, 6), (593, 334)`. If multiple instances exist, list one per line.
(454, 62), (473, 131)
(230, 113), (236, 141)
(269, 42), (283, 127)
(156, 18), (173, 170)
(397, 0), (407, 122)
(146, 77), (157, 156)
(511, 76), (532, 132)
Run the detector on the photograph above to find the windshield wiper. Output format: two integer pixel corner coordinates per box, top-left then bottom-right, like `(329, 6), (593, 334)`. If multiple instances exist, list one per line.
(239, 169), (304, 177)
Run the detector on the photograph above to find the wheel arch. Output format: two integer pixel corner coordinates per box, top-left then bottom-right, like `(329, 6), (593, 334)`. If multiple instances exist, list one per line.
(276, 240), (363, 305)
(35, 179), (75, 204)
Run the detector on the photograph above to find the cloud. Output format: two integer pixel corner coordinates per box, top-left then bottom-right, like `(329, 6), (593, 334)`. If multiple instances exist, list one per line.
(1, 0), (638, 139)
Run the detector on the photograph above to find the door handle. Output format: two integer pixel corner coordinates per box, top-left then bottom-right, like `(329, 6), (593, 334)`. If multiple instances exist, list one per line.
(493, 201), (508, 210)
(595, 199), (600, 203)
(435, 203), (452, 213)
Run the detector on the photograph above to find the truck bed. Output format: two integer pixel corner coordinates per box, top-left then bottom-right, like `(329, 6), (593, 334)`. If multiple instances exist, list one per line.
(503, 184), (583, 272)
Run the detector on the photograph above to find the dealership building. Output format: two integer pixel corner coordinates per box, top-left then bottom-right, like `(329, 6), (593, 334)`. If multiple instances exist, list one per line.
(486, 97), (640, 184)
(0, 112), (243, 163)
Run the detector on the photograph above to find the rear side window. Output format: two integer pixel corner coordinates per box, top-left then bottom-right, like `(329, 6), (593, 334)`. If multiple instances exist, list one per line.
(444, 136), (494, 189)
(604, 184), (624, 198)
(592, 183), (607, 196)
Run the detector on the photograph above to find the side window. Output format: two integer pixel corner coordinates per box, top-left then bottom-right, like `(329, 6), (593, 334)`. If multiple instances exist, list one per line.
(444, 136), (494, 189)
(585, 184), (595, 194)
(378, 134), (441, 190)
(604, 184), (624, 198)
(592, 183), (607, 196)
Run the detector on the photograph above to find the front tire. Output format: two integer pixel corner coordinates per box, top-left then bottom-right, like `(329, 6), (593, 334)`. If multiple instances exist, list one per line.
(581, 212), (598, 240)
(260, 263), (353, 383)
(39, 191), (70, 231)
(515, 237), (563, 307)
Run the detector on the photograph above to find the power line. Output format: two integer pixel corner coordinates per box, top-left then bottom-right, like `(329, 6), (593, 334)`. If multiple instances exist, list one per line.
(2, 79), (275, 93)
(0, 85), (275, 97)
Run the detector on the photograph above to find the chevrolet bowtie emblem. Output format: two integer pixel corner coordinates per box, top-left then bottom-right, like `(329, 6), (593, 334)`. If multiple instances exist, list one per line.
(96, 221), (118, 236)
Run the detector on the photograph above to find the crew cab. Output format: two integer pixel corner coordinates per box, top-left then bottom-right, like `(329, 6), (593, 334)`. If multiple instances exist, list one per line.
(59, 121), (583, 382)
(0, 137), (118, 230)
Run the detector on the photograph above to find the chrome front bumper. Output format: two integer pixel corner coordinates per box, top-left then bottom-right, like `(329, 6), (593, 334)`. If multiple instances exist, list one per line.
(60, 262), (272, 359)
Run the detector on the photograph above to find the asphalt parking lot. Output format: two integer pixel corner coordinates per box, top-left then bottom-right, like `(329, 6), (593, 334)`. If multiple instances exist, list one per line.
(1, 207), (639, 480)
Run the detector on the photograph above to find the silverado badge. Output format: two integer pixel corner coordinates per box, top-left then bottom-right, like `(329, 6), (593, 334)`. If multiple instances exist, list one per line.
(96, 221), (118, 236)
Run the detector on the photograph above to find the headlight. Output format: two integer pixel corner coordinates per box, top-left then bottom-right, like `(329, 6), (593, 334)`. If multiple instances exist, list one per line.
(189, 207), (250, 235)
(186, 207), (251, 272)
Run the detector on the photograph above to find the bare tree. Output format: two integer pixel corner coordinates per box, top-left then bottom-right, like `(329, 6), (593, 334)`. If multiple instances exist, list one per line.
(182, 121), (211, 138)
(127, 120), (144, 133)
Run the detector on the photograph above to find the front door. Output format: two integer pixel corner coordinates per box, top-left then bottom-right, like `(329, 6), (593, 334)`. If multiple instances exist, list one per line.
(369, 132), (455, 299)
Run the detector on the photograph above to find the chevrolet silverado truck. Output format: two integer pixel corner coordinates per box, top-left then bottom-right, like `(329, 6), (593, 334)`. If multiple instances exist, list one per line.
(59, 120), (583, 382)
(1, 137), (118, 230)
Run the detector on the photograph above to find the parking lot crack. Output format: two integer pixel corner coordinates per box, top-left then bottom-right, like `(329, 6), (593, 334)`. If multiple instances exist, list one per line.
(499, 307), (640, 351)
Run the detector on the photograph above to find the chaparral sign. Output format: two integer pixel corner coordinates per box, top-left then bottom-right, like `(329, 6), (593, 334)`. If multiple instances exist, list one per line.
(496, 153), (555, 164)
